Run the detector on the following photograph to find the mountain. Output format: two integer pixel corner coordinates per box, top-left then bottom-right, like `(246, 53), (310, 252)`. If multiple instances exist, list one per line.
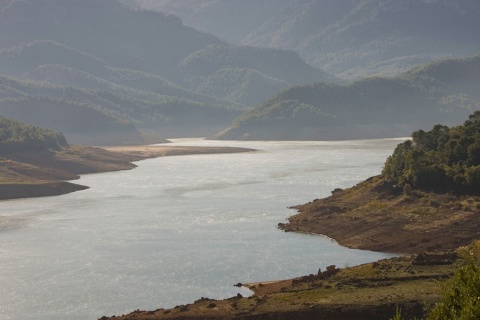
(0, 74), (245, 144)
(0, 0), (336, 144)
(129, 0), (480, 80)
(212, 55), (480, 141)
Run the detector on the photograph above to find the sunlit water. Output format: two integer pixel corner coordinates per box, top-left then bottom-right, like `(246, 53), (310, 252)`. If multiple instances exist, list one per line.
(0, 139), (404, 320)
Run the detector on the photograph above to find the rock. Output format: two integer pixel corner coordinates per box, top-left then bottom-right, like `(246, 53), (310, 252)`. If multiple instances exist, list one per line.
(412, 252), (457, 265)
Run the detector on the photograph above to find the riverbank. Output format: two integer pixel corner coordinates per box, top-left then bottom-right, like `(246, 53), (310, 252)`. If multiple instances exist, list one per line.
(100, 174), (480, 320)
(100, 251), (462, 320)
(0, 144), (255, 201)
(281, 175), (480, 254)
(102, 145), (257, 158)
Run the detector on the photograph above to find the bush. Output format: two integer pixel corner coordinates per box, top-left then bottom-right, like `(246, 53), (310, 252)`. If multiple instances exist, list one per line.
(427, 255), (480, 320)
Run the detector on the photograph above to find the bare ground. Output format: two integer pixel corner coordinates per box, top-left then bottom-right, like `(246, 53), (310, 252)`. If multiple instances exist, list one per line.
(0, 144), (255, 200)
(281, 176), (480, 254)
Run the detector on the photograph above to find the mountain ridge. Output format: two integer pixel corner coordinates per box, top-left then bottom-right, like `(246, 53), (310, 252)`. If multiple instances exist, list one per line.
(0, 0), (335, 144)
(212, 54), (480, 141)
(130, 0), (480, 79)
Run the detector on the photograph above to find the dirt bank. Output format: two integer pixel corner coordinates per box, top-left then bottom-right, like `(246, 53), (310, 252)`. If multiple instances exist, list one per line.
(0, 145), (255, 201)
(100, 252), (462, 320)
(281, 176), (480, 254)
(98, 175), (480, 320)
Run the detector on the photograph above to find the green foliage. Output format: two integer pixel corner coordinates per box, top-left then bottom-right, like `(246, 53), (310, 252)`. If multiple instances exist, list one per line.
(427, 256), (480, 320)
(383, 111), (480, 194)
(0, 116), (68, 152)
(390, 305), (404, 320)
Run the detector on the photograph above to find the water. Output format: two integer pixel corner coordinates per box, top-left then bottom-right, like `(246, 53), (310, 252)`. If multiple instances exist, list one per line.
(0, 139), (403, 320)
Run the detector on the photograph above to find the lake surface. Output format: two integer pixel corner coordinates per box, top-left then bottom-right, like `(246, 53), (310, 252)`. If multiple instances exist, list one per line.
(0, 139), (404, 320)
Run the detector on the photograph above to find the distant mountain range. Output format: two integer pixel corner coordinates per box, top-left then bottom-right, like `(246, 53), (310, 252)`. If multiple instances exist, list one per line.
(129, 0), (480, 79)
(212, 55), (480, 141)
(0, 0), (334, 145)
(1, 0), (479, 144)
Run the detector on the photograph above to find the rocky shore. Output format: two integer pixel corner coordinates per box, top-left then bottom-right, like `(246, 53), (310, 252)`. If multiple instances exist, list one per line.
(281, 175), (480, 254)
(99, 175), (480, 320)
(100, 252), (463, 320)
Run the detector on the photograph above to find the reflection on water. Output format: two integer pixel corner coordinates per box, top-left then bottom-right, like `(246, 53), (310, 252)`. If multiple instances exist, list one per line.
(0, 139), (403, 320)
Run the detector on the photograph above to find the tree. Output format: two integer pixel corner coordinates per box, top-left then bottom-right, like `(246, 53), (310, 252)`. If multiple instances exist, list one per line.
(427, 256), (480, 320)
(382, 112), (480, 194)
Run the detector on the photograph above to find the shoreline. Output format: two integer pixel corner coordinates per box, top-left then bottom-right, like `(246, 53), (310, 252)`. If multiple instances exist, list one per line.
(100, 174), (480, 320)
(101, 145), (256, 159)
(280, 175), (480, 254)
(0, 145), (256, 201)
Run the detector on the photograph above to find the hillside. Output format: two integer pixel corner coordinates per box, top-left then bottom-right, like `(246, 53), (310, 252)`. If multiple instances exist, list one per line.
(283, 112), (480, 251)
(0, 0), (336, 144)
(212, 55), (480, 141)
(129, 0), (480, 80)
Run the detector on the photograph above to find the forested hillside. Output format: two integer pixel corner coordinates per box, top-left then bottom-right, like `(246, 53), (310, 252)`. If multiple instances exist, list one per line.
(130, 0), (480, 79)
(383, 111), (480, 194)
(0, 0), (335, 144)
(0, 116), (68, 152)
(213, 55), (480, 141)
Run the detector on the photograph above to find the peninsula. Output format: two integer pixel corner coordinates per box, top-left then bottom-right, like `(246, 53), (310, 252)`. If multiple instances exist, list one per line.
(0, 117), (254, 201)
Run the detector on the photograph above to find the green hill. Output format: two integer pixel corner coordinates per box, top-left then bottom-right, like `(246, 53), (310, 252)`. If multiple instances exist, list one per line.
(383, 111), (480, 194)
(0, 116), (68, 152)
(213, 55), (480, 141)
(0, 72), (244, 144)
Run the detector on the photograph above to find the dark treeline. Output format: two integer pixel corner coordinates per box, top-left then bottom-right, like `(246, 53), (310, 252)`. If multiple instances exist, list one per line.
(0, 116), (68, 153)
(383, 111), (480, 194)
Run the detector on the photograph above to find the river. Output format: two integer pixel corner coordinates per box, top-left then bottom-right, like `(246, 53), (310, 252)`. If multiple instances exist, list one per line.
(0, 138), (403, 320)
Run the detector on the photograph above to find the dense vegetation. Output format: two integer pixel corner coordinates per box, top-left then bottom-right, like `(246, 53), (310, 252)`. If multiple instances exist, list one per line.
(0, 116), (68, 152)
(383, 112), (480, 194)
(427, 255), (480, 320)
(391, 243), (480, 320)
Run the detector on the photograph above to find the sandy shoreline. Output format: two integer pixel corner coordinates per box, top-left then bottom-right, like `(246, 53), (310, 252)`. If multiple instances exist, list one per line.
(101, 145), (256, 159)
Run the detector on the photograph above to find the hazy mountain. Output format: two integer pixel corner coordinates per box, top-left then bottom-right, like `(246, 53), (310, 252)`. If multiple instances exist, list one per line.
(0, 0), (222, 78)
(0, 76), (144, 145)
(130, 0), (480, 79)
(212, 55), (480, 141)
(0, 73), (244, 144)
(0, 0), (336, 144)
